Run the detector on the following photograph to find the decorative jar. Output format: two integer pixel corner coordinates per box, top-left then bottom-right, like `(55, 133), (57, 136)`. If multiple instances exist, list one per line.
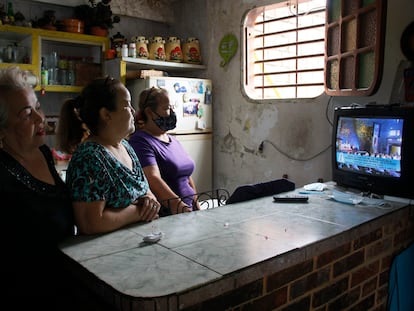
(165, 36), (183, 62)
(148, 36), (166, 61)
(182, 37), (201, 64)
(132, 36), (149, 59)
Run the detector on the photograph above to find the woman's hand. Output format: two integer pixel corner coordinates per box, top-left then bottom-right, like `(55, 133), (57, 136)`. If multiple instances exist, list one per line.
(171, 203), (192, 214)
(192, 196), (201, 211)
(133, 195), (160, 221)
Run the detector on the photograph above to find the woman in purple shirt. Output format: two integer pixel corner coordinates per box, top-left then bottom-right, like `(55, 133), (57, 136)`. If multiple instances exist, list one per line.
(129, 87), (200, 216)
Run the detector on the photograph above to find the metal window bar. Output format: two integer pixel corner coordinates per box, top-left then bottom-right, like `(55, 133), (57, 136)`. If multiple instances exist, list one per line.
(254, 23), (326, 42)
(249, 4), (326, 98)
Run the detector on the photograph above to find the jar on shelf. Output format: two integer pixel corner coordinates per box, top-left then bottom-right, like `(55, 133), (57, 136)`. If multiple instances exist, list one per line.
(148, 36), (166, 61)
(182, 37), (201, 64)
(128, 42), (136, 58)
(111, 32), (126, 58)
(165, 36), (183, 62)
(121, 44), (128, 58)
(133, 36), (149, 59)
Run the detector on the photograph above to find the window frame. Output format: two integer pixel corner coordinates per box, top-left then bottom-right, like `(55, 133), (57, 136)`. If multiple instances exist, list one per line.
(243, 0), (327, 101)
(324, 0), (387, 96)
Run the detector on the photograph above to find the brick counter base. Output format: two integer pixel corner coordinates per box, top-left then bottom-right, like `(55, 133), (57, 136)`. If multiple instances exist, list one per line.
(179, 206), (414, 311)
(177, 205), (414, 311)
(65, 204), (413, 311)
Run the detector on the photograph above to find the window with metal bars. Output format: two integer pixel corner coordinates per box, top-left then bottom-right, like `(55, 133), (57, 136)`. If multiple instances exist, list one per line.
(243, 0), (326, 100)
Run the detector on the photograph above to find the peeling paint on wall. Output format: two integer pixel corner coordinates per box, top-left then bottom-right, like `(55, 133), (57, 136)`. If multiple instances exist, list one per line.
(243, 119), (251, 131)
(221, 130), (237, 153)
(111, 0), (175, 24)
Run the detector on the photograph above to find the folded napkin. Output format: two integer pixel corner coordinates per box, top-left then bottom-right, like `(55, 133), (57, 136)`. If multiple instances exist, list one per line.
(303, 182), (327, 192)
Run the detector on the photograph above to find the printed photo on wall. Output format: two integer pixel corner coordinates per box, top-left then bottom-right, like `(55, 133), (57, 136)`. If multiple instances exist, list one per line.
(45, 115), (59, 135)
(183, 99), (200, 117)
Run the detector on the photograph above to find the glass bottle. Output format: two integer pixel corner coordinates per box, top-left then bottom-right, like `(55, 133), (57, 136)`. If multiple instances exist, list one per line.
(7, 2), (14, 21)
(41, 57), (48, 86)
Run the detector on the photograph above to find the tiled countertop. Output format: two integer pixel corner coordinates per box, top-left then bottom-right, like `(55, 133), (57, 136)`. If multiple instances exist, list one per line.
(59, 182), (409, 302)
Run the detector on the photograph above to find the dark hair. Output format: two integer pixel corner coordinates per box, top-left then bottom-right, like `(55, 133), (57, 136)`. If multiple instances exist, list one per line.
(56, 76), (122, 153)
(136, 87), (168, 122)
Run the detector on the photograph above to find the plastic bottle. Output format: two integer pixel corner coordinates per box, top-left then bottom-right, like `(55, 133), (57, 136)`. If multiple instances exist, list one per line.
(121, 44), (128, 58)
(128, 43), (136, 58)
(7, 2), (14, 22)
(41, 57), (48, 86)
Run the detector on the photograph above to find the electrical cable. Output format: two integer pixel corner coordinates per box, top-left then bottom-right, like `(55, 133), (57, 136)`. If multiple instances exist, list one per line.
(325, 95), (333, 126)
(261, 139), (331, 161)
(260, 95), (334, 161)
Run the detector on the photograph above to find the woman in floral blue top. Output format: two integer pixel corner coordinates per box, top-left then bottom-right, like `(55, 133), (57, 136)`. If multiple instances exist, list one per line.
(57, 76), (160, 235)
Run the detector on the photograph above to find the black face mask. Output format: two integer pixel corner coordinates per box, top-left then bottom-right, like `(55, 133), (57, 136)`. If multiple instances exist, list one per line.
(153, 109), (177, 131)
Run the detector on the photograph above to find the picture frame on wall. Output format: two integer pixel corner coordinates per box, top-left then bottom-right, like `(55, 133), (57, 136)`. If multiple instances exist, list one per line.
(45, 115), (59, 135)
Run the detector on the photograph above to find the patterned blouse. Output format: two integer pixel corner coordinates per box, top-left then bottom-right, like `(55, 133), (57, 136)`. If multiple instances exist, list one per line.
(66, 140), (149, 208)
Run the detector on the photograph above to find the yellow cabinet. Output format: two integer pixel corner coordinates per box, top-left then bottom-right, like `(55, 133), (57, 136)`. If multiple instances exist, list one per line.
(0, 24), (109, 93)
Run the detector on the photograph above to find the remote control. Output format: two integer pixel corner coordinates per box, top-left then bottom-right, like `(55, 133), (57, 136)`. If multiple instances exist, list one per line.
(273, 194), (309, 203)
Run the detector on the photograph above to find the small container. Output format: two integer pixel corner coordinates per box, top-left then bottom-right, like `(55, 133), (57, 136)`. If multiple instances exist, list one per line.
(4, 45), (13, 62)
(121, 44), (129, 58)
(62, 19), (84, 34)
(182, 37), (201, 64)
(58, 69), (67, 85)
(58, 55), (68, 70)
(48, 67), (58, 85)
(111, 32), (127, 57)
(41, 68), (48, 86)
(49, 51), (58, 68)
(148, 36), (166, 61)
(105, 49), (116, 59)
(165, 36), (183, 62)
(41, 57), (48, 85)
(128, 43), (136, 58)
(67, 70), (75, 85)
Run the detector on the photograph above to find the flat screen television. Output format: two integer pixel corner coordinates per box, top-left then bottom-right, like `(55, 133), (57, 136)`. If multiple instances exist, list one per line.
(332, 105), (414, 199)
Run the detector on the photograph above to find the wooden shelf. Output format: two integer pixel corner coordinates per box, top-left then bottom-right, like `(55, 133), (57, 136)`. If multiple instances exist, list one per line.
(120, 57), (206, 71)
(105, 57), (206, 84)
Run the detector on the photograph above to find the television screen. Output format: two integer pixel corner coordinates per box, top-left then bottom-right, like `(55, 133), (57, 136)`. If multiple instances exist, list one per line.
(335, 116), (403, 178)
(332, 105), (414, 199)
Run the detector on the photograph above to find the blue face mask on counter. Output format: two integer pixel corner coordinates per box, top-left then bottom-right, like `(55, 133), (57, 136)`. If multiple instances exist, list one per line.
(153, 109), (177, 131)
